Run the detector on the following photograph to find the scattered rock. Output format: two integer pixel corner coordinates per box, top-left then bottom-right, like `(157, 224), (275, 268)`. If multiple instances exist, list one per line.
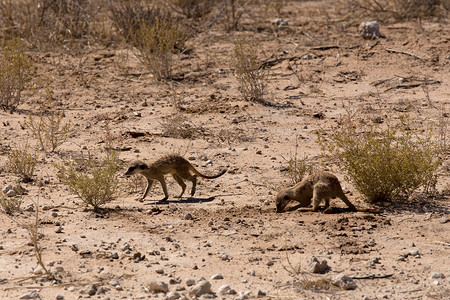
(184, 213), (194, 220)
(430, 272), (445, 279)
(2, 184), (12, 194)
(19, 290), (40, 299)
(33, 265), (44, 275)
(81, 284), (97, 296)
(166, 292), (180, 300)
(149, 281), (169, 293)
(308, 256), (329, 274)
(359, 20), (382, 39)
(271, 18), (288, 26)
(211, 273), (223, 280)
(56, 294), (64, 300)
(185, 278), (195, 286)
(189, 280), (212, 296)
(217, 285), (231, 295)
(332, 274), (357, 290)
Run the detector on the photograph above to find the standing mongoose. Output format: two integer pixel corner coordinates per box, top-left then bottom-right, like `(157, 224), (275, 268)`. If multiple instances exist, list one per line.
(276, 171), (357, 213)
(125, 154), (227, 201)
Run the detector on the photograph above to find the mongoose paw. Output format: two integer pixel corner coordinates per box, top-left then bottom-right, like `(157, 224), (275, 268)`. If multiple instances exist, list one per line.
(323, 207), (333, 214)
(136, 198), (145, 203)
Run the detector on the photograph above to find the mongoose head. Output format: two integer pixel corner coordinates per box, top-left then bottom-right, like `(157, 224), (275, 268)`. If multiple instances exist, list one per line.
(125, 161), (148, 176)
(275, 189), (293, 213)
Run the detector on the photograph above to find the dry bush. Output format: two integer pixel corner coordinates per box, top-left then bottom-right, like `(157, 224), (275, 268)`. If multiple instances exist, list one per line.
(0, 0), (106, 50)
(0, 193), (23, 215)
(318, 115), (441, 203)
(161, 114), (207, 139)
(286, 153), (315, 185)
(7, 145), (38, 183)
(170, 0), (216, 20)
(0, 38), (33, 112)
(55, 150), (120, 211)
(109, 0), (169, 44)
(134, 19), (186, 81)
(231, 37), (268, 103)
(341, 0), (448, 22)
(25, 85), (70, 153)
(26, 111), (71, 153)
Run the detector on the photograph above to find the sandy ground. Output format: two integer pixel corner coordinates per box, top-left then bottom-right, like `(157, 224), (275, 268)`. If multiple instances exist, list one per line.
(0, 1), (449, 299)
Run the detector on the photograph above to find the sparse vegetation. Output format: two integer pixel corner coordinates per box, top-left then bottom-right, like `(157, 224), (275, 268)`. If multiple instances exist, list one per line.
(170, 0), (216, 20)
(7, 145), (38, 183)
(0, 193), (23, 215)
(55, 150), (120, 211)
(0, 0), (107, 50)
(285, 136), (315, 184)
(231, 37), (268, 103)
(134, 19), (186, 81)
(342, 0), (448, 22)
(318, 115), (441, 203)
(0, 38), (33, 112)
(25, 85), (71, 153)
(27, 199), (53, 278)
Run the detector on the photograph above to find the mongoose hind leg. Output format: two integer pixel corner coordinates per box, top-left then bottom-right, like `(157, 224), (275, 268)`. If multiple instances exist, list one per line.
(177, 170), (197, 197)
(312, 183), (330, 211)
(172, 174), (187, 198)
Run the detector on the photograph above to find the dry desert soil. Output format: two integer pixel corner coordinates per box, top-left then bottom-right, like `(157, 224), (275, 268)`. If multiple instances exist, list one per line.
(0, 1), (449, 299)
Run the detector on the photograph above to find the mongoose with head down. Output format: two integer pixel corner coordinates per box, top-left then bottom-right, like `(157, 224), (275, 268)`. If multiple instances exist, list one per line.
(276, 171), (357, 213)
(125, 154), (227, 201)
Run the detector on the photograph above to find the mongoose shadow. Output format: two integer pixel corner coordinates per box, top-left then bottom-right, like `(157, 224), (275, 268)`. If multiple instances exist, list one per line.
(144, 193), (240, 205)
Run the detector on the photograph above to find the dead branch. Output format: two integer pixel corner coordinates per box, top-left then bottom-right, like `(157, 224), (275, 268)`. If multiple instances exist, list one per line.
(351, 273), (394, 280)
(386, 48), (426, 61)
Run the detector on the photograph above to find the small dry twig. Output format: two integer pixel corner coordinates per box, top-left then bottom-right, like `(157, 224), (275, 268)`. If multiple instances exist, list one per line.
(386, 48), (426, 61)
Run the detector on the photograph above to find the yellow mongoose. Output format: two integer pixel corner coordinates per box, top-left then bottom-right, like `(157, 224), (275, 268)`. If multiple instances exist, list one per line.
(125, 155), (227, 201)
(276, 171), (357, 213)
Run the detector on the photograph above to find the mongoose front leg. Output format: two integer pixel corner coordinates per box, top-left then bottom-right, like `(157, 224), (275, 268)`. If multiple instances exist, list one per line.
(141, 179), (154, 202)
(157, 177), (170, 201)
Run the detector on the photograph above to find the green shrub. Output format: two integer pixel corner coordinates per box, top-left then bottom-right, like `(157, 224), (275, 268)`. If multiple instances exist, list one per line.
(231, 37), (268, 103)
(0, 38), (33, 112)
(55, 151), (120, 211)
(7, 145), (38, 183)
(318, 117), (440, 203)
